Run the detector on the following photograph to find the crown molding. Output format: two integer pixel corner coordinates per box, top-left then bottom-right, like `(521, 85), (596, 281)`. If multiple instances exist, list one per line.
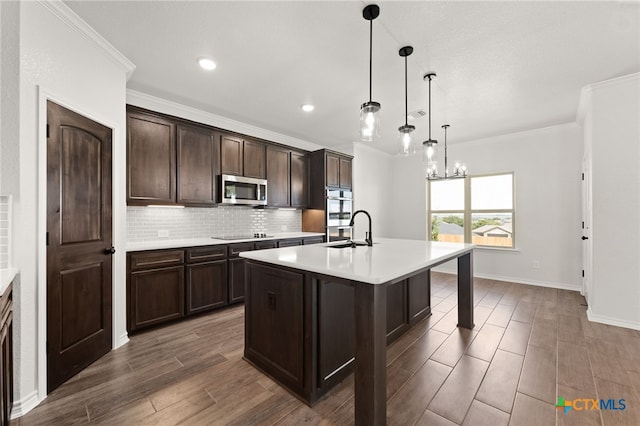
(577, 72), (640, 125)
(38, 0), (136, 79)
(126, 89), (324, 152)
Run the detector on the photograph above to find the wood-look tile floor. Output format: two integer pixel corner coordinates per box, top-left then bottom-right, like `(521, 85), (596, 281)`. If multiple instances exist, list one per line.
(17, 273), (640, 425)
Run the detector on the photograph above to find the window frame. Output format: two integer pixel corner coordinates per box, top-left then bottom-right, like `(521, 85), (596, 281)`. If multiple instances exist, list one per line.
(427, 172), (516, 249)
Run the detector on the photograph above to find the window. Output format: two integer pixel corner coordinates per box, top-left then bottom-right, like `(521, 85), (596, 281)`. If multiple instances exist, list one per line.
(428, 172), (515, 248)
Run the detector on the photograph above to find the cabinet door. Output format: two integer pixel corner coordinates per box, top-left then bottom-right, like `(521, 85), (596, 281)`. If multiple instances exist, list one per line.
(290, 152), (309, 208)
(127, 112), (176, 204)
(228, 258), (247, 303)
(186, 260), (227, 314)
(130, 266), (184, 331)
(408, 270), (431, 324)
(339, 157), (352, 189)
(266, 146), (291, 207)
(220, 134), (243, 176)
(386, 281), (408, 344)
(177, 125), (218, 205)
(326, 153), (340, 188)
(243, 139), (266, 179)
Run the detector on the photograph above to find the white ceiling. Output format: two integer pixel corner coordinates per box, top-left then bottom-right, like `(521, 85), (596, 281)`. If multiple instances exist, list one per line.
(65, 1), (640, 154)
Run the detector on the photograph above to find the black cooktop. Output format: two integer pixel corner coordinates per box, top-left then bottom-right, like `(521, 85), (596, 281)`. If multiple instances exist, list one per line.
(212, 234), (274, 240)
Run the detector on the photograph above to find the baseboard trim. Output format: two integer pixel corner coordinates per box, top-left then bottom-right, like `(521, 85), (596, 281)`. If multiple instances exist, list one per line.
(116, 332), (130, 348)
(431, 267), (582, 292)
(587, 308), (640, 331)
(10, 390), (42, 419)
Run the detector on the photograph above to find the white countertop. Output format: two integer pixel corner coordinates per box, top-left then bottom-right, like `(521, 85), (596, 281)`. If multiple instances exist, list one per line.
(240, 238), (474, 285)
(0, 268), (17, 295)
(126, 232), (325, 252)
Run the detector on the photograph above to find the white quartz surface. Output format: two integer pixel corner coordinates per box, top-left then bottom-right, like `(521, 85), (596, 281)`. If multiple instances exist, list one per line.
(240, 238), (474, 285)
(126, 232), (325, 252)
(0, 268), (17, 295)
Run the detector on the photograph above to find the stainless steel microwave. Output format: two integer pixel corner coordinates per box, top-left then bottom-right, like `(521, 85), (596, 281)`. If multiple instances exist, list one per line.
(219, 174), (267, 205)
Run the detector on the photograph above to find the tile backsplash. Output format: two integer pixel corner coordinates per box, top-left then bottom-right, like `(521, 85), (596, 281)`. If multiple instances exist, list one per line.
(127, 205), (302, 242)
(0, 195), (11, 269)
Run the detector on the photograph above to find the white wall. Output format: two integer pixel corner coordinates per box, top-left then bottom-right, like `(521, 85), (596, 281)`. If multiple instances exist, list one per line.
(352, 142), (393, 239)
(389, 124), (584, 290)
(14, 0), (132, 415)
(1, 0), (20, 196)
(583, 73), (640, 329)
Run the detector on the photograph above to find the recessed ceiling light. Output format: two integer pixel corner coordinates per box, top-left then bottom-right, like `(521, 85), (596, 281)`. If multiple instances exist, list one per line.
(301, 104), (314, 112)
(198, 57), (216, 71)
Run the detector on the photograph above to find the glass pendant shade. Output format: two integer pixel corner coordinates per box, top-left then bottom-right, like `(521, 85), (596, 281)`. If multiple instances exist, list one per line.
(398, 124), (416, 156)
(423, 140), (437, 163)
(360, 101), (381, 141)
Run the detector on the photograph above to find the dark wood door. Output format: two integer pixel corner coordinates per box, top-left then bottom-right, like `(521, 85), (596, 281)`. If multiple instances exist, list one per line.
(220, 134), (243, 176)
(339, 157), (352, 189)
(177, 125), (218, 205)
(228, 258), (247, 303)
(186, 260), (227, 314)
(408, 270), (431, 324)
(290, 152), (309, 208)
(325, 153), (340, 188)
(47, 101), (113, 393)
(126, 110), (176, 204)
(266, 146), (290, 207)
(243, 139), (266, 179)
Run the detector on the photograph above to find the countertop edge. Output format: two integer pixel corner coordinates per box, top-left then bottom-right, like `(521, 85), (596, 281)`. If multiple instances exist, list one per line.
(0, 268), (18, 295)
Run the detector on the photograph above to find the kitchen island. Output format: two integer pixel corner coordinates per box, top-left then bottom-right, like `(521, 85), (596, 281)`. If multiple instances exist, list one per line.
(240, 238), (474, 426)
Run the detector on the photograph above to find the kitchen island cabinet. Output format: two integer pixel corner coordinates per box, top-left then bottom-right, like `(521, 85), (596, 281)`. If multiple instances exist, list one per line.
(241, 238), (474, 425)
(0, 280), (13, 426)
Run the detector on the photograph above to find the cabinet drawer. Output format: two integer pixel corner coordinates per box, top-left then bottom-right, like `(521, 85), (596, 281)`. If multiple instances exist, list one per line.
(278, 239), (303, 248)
(302, 236), (324, 245)
(186, 246), (227, 263)
(228, 242), (254, 257)
(130, 250), (184, 271)
(255, 240), (278, 250)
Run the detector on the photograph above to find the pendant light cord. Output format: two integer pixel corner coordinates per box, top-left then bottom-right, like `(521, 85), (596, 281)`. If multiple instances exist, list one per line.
(369, 19), (373, 102)
(404, 55), (408, 126)
(428, 76), (432, 140)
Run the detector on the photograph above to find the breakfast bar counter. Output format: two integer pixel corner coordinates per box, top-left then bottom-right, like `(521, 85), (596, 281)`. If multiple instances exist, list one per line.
(241, 238), (474, 425)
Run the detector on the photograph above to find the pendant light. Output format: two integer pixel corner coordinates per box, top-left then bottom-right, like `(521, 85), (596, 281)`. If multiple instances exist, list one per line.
(422, 72), (438, 166)
(426, 124), (468, 180)
(397, 46), (416, 156)
(360, 4), (381, 142)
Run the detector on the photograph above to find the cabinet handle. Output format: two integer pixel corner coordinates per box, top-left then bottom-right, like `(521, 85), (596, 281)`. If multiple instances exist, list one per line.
(581, 236), (588, 240)
(104, 247), (116, 255)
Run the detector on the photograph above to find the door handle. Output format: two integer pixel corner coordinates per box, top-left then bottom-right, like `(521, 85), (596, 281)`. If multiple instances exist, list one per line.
(104, 247), (116, 255)
(581, 236), (589, 240)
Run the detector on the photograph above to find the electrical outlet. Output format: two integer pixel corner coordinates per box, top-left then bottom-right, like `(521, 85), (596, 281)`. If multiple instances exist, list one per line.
(532, 260), (540, 269)
(281, 225), (287, 231)
(157, 229), (169, 238)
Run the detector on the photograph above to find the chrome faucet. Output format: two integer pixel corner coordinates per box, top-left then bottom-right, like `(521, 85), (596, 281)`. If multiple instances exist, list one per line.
(349, 210), (373, 246)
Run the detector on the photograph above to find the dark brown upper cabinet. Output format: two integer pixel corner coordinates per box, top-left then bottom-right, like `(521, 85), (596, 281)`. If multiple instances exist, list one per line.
(243, 139), (266, 179)
(220, 134), (244, 176)
(266, 145), (291, 207)
(220, 134), (267, 179)
(127, 111), (176, 205)
(290, 151), (309, 208)
(177, 124), (219, 205)
(339, 156), (352, 189)
(308, 149), (353, 209)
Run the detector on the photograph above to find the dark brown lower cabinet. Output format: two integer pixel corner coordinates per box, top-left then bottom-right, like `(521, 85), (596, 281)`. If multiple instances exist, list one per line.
(228, 242), (254, 304)
(0, 283), (13, 426)
(386, 281), (409, 344)
(129, 266), (185, 331)
(278, 238), (303, 247)
(408, 270), (431, 323)
(186, 260), (227, 315)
